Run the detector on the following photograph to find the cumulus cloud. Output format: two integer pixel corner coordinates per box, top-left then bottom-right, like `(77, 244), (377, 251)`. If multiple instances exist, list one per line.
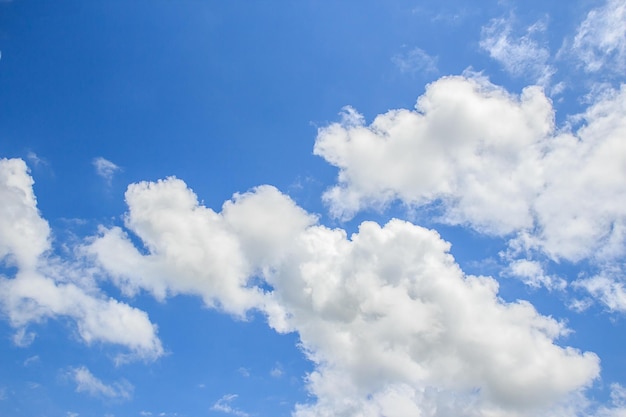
(571, 0), (626, 74)
(92, 157), (121, 184)
(88, 176), (600, 416)
(88, 180), (315, 318)
(70, 366), (133, 400)
(0, 158), (50, 270)
(480, 16), (555, 86)
(314, 75), (626, 273)
(0, 158), (163, 362)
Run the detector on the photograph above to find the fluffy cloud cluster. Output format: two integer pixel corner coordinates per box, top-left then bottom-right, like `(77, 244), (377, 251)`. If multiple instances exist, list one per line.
(88, 180), (316, 318)
(314, 75), (626, 274)
(88, 177), (600, 416)
(0, 158), (163, 362)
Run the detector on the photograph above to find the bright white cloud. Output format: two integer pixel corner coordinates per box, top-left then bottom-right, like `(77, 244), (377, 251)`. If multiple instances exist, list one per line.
(275, 219), (599, 417)
(314, 76), (626, 271)
(0, 158), (163, 362)
(480, 16), (555, 86)
(572, 0), (626, 73)
(0, 158), (50, 270)
(88, 180), (316, 318)
(70, 366), (133, 400)
(92, 157), (121, 183)
(314, 75), (551, 233)
(88, 176), (600, 416)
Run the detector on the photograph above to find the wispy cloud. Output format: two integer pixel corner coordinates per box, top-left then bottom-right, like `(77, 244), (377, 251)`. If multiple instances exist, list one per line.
(70, 366), (133, 400)
(571, 0), (626, 73)
(505, 259), (567, 291)
(92, 157), (121, 184)
(12, 328), (36, 347)
(269, 363), (283, 378)
(211, 394), (249, 417)
(480, 15), (555, 86)
(23, 355), (40, 367)
(392, 47), (438, 75)
(26, 152), (46, 168)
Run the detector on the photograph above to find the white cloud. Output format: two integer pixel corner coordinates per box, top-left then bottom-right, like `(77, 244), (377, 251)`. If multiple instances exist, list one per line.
(593, 383), (626, 417)
(270, 364), (283, 378)
(506, 259), (567, 291)
(392, 47), (438, 75)
(315, 75), (550, 232)
(0, 158), (50, 270)
(480, 16), (555, 86)
(87, 180), (316, 318)
(70, 366), (133, 400)
(88, 176), (600, 416)
(211, 394), (249, 417)
(23, 355), (40, 367)
(276, 219), (599, 417)
(0, 158), (163, 362)
(12, 327), (36, 347)
(26, 152), (45, 167)
(571, 0), (626, 73)
(92, 157), (121, 184)
(314, 76), (626, 271)
(574, 275), (626, 313)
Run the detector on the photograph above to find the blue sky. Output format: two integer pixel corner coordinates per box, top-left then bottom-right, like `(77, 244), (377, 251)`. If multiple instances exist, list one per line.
(1, 1), (626, 416)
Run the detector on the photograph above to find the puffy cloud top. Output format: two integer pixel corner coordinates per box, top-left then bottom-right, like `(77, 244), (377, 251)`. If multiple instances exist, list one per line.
(314, 76), (626, 267)
(88, 176), (600, 416)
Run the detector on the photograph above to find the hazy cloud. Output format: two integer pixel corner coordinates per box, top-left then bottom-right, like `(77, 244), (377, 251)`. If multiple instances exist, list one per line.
(480, 16), (555, 86)
(92, 157), (121, 184)
(571, 0), (626, 73)
(392, 47), (438, 75)
(211, 394), (249, 417)
(70, 366), (133, 400)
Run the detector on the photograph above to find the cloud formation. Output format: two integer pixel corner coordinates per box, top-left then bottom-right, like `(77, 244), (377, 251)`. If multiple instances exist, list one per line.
(92, 157), (121, 184)
(211, 394), (250, 417)
(87, 176), (600, 416)
(480, 16), (554, 86)
(392, 47), (438, 75)
(314, 75), (626, 277)
(0, 158), (163, 362)
(70, 366), (133, 400)
(571, 0), (626, 73)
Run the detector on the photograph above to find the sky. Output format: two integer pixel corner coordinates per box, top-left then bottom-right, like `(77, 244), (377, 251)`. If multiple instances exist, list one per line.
(1, 0), (626, 416)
